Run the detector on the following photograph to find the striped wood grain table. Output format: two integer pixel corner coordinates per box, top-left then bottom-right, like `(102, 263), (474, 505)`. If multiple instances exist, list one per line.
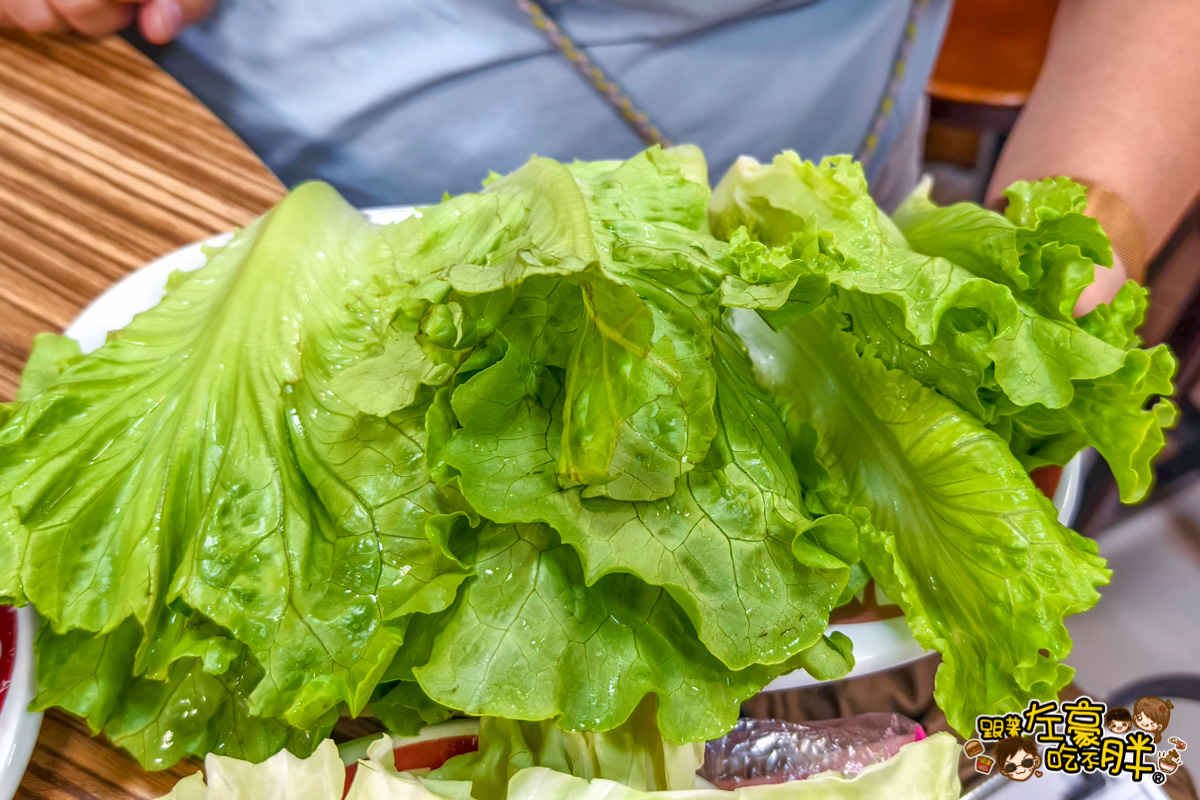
(0, 30), (285, 799)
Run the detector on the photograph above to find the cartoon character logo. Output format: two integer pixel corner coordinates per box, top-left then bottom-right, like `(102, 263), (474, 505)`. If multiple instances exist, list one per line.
(1159, 749), (1182, 775)
(995, 736), (1042, 782)
(1133, 697), (1174, 743)
(1105, 707), (1133, 734)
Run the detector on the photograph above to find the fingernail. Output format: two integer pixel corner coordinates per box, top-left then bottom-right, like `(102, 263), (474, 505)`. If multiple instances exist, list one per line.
(141, 0), (183, 44)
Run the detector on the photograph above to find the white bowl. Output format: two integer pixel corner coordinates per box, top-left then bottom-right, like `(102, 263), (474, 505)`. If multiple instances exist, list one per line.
(56, 204), (1086, 708)
(0, 607), (43, 800)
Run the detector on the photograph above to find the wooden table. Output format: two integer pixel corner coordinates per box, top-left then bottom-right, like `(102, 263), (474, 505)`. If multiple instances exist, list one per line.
(0, 31), (285, 799)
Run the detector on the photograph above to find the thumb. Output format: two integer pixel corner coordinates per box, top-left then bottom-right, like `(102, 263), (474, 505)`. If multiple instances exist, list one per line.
(1073, 252), (1128, 317)
(139, 0), (215, 44)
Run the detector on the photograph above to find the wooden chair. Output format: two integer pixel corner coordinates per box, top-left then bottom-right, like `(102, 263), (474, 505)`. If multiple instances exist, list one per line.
(927, 0), (1059, 130)
(923, 0), (1060, 198)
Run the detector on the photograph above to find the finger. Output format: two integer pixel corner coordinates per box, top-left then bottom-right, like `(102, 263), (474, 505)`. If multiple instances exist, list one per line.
(138, 0), (212, 43)
(4, 0), (69, 33)
(174, 0), (215, 24)
(51, 0), (134, 36)
(1073, 253), (1128, 317)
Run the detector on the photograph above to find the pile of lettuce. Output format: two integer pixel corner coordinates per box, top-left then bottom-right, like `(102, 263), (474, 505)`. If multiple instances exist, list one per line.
(161, 712), (962, 800)
(0, 145), (1174, 770)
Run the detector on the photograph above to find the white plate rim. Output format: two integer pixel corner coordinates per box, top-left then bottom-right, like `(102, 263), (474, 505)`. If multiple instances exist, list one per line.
(0, 606), (43, 800)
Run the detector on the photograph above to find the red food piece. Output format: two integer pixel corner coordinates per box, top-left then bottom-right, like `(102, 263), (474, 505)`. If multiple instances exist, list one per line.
(393, 735), (479, 772)
(0, 606), (15, 716)
(1030, 465), (1062, 500)
(343, 735), (480, 798)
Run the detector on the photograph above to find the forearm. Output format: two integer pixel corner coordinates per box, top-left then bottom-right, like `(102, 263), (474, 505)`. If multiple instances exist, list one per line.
(987, 0), (1200, 264)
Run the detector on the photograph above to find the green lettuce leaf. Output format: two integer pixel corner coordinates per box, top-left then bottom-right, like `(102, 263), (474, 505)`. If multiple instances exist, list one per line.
(431, 702), (702, 800)
(894, 181), (1178, 498)
(370, 682), (457, 737)
(0, 184), (469, 744)
(338, 153), (722, 503)
(442, 327), (850, 672)
(413, 521), (851, 743)
(731, 305), (1110, 735)
(709, 152), (1176, 502)
(893, 176), (1111, 316)
(33, 618), (328, 769)
(15, 332), (84, 402)
(344, 149), (854, 675)
(8, 150), (861, 767)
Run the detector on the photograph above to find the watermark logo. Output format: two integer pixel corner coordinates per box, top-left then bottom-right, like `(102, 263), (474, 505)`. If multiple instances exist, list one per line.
(963, 696), (1186, 786)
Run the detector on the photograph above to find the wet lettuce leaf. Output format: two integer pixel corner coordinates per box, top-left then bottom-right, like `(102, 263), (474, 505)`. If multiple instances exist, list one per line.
(4, 144), (1168, 769)
(341, 149), (855, 675)
(710, 153), (1176, 502)
(3, 148), (857, 769)
(1, 184), (470, 758)
(413, 520), (852, 743)
(733, 306), (1110, 735)
(709, 153), (1160, 735)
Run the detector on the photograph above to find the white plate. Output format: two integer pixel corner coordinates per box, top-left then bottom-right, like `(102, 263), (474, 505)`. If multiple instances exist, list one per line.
(0, 607), (43, 800)
(58, 204), (1085, 705)
(65, 206), (419, 351)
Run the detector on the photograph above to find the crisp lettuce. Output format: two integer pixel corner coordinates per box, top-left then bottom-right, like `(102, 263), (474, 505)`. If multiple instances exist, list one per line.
(731, 306), (1109, 735)
(439, 329), (850, 673)
(710, 153), (1176, 502)
(1, 184), (471, 762)
(158, 719), (961, 800)
(2, 148), (857, 769)
(2, 144), (1171, 768)
(412, 519), (854, 742)
(893, 177), (1177, 496)
(710, 153), (1172, 734)
(340, 150), (858, 734)
(430, 704), (704, 800)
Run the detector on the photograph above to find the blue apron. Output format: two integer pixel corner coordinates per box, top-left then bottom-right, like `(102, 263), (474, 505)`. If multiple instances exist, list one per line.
(146, 0), (952, 208)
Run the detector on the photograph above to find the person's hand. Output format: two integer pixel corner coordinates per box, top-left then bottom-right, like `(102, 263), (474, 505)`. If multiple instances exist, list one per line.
(1074, 251), (1129, 317)
(0, 0), (215, 44)
(136, 0), (215, 43)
